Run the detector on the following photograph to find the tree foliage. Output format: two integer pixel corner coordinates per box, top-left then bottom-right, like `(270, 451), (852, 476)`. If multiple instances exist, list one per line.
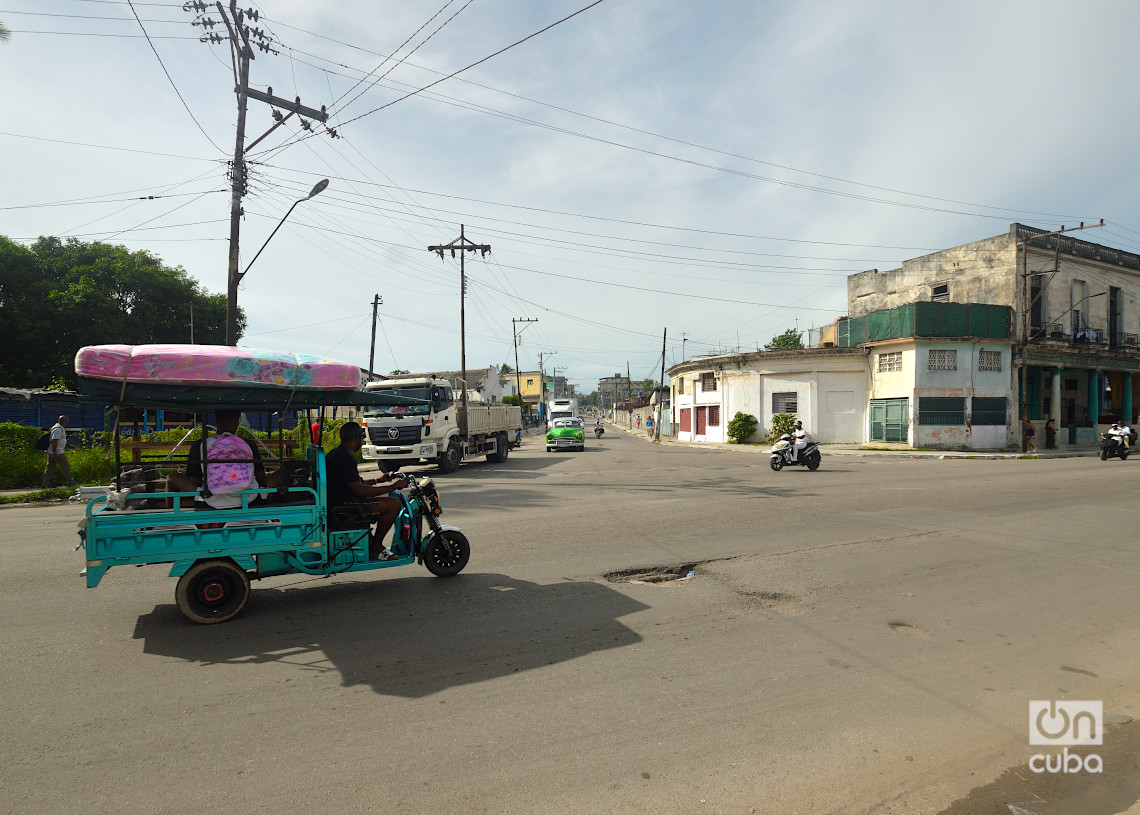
(0, 235), (240, 388)
(768, 329), (805, 350)
(500, 362), (514, 374)
(389, 369), (410, 375)
(768, 413), (798, 442)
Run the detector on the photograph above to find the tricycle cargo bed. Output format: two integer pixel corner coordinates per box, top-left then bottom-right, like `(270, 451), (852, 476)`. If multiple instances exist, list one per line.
(81, 489), (320, 588)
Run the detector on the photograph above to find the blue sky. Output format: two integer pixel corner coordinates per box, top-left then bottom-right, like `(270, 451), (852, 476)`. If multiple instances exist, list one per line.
(3, 0), (1139, 392)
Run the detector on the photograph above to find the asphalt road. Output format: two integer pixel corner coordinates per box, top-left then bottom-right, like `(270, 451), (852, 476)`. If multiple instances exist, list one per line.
(3, 429), (1139, 815)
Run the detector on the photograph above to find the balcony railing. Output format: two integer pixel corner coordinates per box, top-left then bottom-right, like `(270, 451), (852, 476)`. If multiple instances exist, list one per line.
(1071, 326), (1107, 346)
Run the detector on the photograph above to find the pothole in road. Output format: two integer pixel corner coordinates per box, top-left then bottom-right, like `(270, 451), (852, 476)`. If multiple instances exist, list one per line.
(744, 591), (799, 612)
(889, 621), (933, 639)
(605, 563), (699, 584)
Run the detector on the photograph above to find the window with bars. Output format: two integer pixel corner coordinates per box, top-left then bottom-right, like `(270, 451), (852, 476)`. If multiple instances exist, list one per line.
(677, 378), (685, 394)
(772, 392), (798, 413)
(971, 397), (1007, 426)
(928, 349), (957, 370)
(918, 396), (965, 425)
(931, 282), (949, 303)
(700, 373), (717, 392)
(978, 350), (1001, 371)
(708, 406), (720, 426)
(877, 352), (902, 372)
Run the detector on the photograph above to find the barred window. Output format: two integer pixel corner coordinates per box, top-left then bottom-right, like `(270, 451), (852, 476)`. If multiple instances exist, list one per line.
(700, 373), (717, 392)
(677, 378), (685, 394)
(877, 352), (902, 372)
(928, 350), (957, 370)
(918, 397), (965, 425)
(708, 406), (720, 426)
(971, 397), (1006, 426)
(978, 350), (1001, 372)
(772, 392), (798, 413)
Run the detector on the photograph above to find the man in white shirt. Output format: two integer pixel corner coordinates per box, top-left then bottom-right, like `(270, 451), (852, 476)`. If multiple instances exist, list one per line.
(1109, 421), (1131, 449)
(791, 420), (807, 462)
(41, 415), (72, 487)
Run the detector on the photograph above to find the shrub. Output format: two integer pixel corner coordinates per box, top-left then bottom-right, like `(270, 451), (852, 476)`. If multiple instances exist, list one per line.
(767, 413), (798, 443)
(727, 412), (758, 444)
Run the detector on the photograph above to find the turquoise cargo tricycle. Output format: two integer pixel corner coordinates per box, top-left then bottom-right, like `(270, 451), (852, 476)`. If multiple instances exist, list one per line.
(74, 344), (471, 624)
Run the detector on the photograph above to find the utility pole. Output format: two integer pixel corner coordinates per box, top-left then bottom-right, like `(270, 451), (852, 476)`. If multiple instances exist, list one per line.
(512, 318), (537, 423)
(626, 361), (632, 428)
(429, 225), (491, 416)
(657, 327), (667, 441)
(367, 294), (383, 380)
(189, 1), (330, 345)
(553, 366), (566, 399)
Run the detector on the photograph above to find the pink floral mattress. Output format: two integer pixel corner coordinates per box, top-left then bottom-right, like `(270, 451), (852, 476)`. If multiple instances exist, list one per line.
(75, 344), (361, 390)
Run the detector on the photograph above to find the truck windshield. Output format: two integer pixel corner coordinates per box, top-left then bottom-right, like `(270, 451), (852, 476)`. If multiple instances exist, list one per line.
(363, 387), (432, 416)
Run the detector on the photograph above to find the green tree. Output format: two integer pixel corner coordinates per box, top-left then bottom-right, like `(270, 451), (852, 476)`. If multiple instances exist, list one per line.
(0, 235), (239, 389)
(389, 369), (410, 375)
(500, 362), (514, 374)
(768, 328), (804, 350)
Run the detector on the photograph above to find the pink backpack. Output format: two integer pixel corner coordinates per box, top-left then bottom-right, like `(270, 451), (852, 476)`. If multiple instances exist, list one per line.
(203, 433), (255, 495)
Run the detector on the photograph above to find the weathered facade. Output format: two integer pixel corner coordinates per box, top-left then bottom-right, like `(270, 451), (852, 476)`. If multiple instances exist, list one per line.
(668, 349), (868, 444)
(849, 224), (1140, 447)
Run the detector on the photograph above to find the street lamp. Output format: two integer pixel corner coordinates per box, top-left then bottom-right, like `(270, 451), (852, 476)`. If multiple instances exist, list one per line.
(226, 178), (328, 344)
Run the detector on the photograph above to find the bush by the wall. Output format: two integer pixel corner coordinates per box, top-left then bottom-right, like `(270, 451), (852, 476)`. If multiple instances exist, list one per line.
(727, 412), (758, 444)
(768, 413), (798, 443)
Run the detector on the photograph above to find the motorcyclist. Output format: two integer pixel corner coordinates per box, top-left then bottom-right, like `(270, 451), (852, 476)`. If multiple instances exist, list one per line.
(791, 420), (807, 462)
(1108, 421), (1129, 450)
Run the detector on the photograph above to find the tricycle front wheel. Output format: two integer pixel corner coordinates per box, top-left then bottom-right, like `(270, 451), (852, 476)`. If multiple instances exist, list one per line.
(423, 530), (470, 577)
(175, 559), (251, 624)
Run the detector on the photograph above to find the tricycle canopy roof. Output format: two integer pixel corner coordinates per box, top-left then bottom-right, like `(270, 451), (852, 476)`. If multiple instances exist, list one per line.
(74, 343), (427, 411)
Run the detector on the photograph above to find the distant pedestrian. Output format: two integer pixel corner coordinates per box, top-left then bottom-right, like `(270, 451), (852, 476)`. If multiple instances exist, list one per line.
(42, 415), (72, 487)
(646, 416), (654, 438)
(1044, 418), (1057, 449)
(636, 415), (641, 430)
(1023, 418), (1036, 453)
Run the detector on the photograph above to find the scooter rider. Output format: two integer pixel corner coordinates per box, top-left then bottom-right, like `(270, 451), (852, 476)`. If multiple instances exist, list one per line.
(1109, 421), (1130, 450)
(791, 420), (807, 462)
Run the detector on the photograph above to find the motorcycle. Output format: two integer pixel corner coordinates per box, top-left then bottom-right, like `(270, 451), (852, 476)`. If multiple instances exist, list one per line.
(594, 425), (605, 438)
(1099, 434), (1131, 461)
(770, 433), (821, 471)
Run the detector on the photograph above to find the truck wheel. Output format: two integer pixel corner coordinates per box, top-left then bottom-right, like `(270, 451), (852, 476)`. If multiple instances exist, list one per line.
(423, 530), (470, 577)
(486, 433), (509, 463)
(175, 559), (250, 624)
(437, 440), (461, 473)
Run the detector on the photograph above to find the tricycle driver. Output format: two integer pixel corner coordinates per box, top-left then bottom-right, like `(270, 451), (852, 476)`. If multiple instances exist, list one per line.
(326, 422), (408, 561)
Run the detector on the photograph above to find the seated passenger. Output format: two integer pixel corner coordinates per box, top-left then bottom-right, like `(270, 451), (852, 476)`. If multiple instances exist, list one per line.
(167, 410), (276, 509)
(325, 422), (407, 561)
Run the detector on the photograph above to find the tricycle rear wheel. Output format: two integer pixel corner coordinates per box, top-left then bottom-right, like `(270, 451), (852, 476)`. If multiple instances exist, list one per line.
(423, 530), (470, 577)
(175, 559), (251, 624)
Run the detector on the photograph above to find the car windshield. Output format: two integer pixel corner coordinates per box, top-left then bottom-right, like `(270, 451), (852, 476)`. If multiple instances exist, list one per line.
(363, 386), (432, 416)
(553, 419), (582, 429)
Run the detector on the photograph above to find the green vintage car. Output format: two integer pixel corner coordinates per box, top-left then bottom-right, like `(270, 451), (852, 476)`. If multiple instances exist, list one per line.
(546, 417), (585, 452)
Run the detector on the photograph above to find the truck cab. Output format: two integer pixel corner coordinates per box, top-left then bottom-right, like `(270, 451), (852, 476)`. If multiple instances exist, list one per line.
(361, 378), (454, 466)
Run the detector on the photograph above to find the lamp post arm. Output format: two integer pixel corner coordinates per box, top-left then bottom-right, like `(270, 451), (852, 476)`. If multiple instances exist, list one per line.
(240, 197), (303, 282)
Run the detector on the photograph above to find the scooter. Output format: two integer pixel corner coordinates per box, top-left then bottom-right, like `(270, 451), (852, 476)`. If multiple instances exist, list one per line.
(594, 425), (605, 438)
(1099, 434), (1131, 461)
(770, 434), (821, 471)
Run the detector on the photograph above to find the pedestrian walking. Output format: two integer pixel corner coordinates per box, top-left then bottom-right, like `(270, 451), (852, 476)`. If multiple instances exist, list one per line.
(646, 416), (654, 438)
(1023, 418), (1036, 453)
(42, 415), (73, 487)
(636, 415), (641, 430)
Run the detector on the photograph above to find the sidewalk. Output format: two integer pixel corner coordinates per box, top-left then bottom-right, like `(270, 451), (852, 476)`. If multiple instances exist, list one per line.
(603, 420), (1097, 460)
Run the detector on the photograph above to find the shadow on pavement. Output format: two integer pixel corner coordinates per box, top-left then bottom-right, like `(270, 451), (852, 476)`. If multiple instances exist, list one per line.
(132, 572), (648, 698)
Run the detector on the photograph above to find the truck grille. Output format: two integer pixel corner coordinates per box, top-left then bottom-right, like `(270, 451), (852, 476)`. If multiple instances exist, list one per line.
(368, 425), (419, 445)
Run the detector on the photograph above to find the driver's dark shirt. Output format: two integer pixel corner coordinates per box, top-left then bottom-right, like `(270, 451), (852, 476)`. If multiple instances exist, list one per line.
(325, 445), (362, 509)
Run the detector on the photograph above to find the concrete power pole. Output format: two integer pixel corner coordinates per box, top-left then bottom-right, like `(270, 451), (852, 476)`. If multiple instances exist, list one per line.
(197, 1), (330, 345)
(428, 225), (491, 416)
(512, 318), (537, 422)
(367, 294), (382, 380)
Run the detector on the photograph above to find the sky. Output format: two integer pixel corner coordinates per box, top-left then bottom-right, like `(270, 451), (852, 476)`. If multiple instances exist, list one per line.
(3, 0), (1140, 394)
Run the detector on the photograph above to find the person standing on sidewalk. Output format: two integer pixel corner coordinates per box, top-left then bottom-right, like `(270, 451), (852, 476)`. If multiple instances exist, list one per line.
(42, 415), (72, 487)
(1023, 418), (1036, 453)
(1045, 418), (1057, 449)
